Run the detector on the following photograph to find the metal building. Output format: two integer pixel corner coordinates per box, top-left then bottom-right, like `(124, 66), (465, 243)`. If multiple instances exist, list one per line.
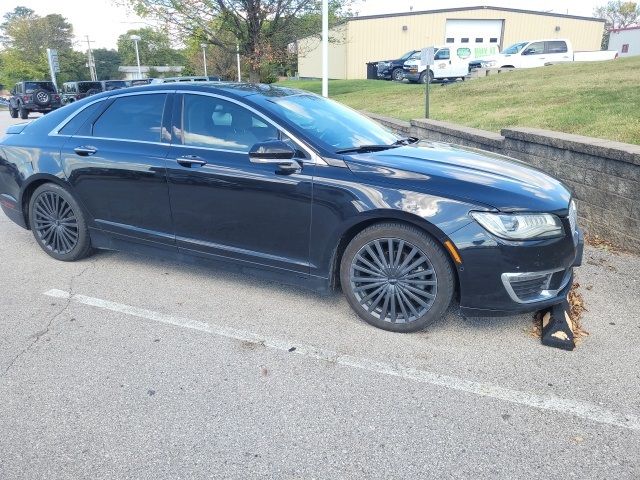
(608, 26), (640, 57)
(297, 6), (605, 79)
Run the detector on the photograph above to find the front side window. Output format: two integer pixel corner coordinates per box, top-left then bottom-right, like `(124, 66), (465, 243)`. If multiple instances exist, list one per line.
(180, 94), (278, 152)
(93, 94), (166, 142)
(434, 48), (450, 60)
(258, 93), (399, 151)
(522, 42), (545, 55)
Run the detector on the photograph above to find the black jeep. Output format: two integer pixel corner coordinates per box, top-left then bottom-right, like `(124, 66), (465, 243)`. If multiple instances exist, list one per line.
(8, 81), (61, 119)
(376, 50), (420, 81)
(60, 81), (103, 104)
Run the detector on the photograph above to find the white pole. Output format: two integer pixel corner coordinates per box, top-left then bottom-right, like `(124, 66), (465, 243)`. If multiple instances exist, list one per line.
(135, 41), (141, 77)
(201, 44), (208, 76)
(236, 43), (242, 82)
(322, 0), (329, 97)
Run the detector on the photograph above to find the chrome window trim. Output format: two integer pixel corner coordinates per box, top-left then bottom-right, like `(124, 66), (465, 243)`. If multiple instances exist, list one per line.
(48, 89), (176, 137)
(67, 135), (166, 147)
(178, 91), (326, 165)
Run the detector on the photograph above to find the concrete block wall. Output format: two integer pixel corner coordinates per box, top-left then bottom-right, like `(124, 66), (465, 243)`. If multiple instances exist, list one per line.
(366, 113), (640, 253)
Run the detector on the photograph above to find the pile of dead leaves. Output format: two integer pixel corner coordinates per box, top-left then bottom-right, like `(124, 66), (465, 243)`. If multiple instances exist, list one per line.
(585, 233), (618, 254)
(530, 282), (589, 344)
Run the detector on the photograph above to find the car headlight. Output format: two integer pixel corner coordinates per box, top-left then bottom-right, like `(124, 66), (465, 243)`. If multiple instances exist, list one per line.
(470, 212), (564, 240)
(483, 60), (496, 68)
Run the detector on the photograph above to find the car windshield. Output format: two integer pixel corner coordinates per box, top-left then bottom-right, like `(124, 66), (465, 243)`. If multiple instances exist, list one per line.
(104, 81), (127, 90)
(400, 51), (416, 61)
(501, 42), (528, 54)
(78, 82), (102, 93)
(24, 82), (56, 93)
(262, 94), (399, 151)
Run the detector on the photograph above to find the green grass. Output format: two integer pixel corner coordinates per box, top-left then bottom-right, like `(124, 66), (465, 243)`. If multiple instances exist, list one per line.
(279, 56), (640, 145)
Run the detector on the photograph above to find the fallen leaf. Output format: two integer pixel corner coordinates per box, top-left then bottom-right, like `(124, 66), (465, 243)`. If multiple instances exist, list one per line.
(551, 331), (569, 341)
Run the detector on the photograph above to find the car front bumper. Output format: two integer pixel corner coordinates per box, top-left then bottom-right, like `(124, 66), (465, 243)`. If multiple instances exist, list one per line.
(449, 220), (584, 317)
(402, 71), (421, 82)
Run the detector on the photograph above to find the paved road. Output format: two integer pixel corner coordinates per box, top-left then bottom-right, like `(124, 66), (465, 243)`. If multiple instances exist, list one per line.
(1, 112), (639, 479)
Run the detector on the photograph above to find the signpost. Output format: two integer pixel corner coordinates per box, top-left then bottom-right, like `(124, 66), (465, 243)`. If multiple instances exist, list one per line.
(46, 49), (60, 90)
(420, 47), (435, 118)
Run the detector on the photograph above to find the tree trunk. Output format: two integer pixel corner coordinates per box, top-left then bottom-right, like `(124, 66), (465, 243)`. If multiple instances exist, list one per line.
(248, 66), (260, 83)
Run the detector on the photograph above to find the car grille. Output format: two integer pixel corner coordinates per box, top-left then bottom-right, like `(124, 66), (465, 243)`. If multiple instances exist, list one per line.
(508, 273), (552, 302)
(501, 269), (572, 304)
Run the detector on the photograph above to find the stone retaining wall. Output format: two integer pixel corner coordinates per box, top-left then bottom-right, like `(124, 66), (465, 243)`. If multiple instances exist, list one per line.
(365, 113), (640, 252)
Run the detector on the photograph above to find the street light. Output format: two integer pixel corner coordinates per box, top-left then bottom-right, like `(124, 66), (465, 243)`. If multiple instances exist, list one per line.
(130, 34), (142, 78)
(200, 43), (208, 77)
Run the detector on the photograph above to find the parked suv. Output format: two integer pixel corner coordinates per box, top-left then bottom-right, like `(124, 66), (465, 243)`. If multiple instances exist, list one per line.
(8, 81), (61, 119)
(60, 81), (103, 104)
(100, 80), (129, 91)
(377, 50), (419, 81)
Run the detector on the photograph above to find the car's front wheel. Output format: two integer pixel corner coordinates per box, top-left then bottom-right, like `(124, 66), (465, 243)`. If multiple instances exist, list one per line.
(28, 183), (94, 262)
(340, 223), (454, 332)
(391, 68), (404, 81)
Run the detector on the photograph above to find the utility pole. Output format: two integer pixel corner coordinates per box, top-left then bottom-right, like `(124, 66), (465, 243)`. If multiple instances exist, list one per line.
(85, 36), (97, 81)
(321, 0), (328, 97)
(200, 43), (208, 77)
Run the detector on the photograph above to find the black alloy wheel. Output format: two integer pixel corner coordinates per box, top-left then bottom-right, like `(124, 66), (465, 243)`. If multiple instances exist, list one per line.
(28, 183), (93, 261)
(340, 223), (454, 332)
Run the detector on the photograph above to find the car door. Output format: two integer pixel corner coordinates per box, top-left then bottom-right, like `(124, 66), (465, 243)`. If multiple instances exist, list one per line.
(432, 48), (451, 78)
(165, 92), (313, 274)
(519, 41), (546, 68)
(60, 91), (176, 248)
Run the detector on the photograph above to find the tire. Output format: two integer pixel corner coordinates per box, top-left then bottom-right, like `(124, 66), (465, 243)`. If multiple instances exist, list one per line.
(340, 222), (455, 333)
(19, 105), (29, 119)
(418, 70), (434, 84)
(391, 68), (404, 82)
(85, 88), (100, 96)
(33, 89), (51, 107)
(28, 183), (94, 262)
(9, 106), (18, 118)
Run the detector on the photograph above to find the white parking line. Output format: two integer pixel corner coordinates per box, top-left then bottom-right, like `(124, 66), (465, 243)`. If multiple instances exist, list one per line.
(45, 288), (640, 432)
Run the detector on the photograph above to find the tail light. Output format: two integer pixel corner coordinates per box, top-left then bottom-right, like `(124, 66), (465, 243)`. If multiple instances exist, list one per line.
(53, 95), (60, 101)
(23, 95), (32, 102)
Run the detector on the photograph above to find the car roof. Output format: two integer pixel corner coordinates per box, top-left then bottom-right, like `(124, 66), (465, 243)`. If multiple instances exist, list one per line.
(88, 82), (308, 100)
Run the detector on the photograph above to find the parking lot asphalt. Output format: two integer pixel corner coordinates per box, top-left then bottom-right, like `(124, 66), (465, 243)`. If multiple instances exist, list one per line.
(1, 112), (639, 479)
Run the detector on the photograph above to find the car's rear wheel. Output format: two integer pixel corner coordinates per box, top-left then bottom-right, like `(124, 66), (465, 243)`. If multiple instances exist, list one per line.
(9, 106), (18, 118)
(19, 105), (29, 119)
(340, 223), (454, 332)
(28, 183), (93, 262)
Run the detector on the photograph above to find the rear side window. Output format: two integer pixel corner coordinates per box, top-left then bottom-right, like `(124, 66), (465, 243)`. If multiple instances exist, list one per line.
(24, 82), (56, 93)
(59, 101), (105, 135)
(93, 94), (166, 142)
(546, 41), (568, 53)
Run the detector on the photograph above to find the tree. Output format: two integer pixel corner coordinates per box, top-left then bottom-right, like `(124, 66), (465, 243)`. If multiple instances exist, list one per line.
(124, 0), (355, 82)
(93, 49), (123, 80)
(0, 6), (81, 87)
(116, 27), (185, 67)
(595, 1), (640, 48)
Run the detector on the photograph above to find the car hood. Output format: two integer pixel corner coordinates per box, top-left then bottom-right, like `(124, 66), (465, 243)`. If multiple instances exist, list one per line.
(345, 141), (571, 214)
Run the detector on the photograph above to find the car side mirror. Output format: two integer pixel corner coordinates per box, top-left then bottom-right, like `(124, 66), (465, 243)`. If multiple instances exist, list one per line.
(522, 48), (534, 56)
(249, 140), (299, 173)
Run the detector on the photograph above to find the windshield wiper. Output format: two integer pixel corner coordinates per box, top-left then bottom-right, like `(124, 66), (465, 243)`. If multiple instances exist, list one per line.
(335, 144), (400, 154)
(393, 136), (419, 145)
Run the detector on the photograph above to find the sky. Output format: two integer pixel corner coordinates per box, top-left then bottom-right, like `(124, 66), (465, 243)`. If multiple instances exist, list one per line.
(1, 0), (605, 49)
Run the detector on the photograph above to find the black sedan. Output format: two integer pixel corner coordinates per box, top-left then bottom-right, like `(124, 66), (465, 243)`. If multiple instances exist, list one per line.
(0, 83), (583, 332)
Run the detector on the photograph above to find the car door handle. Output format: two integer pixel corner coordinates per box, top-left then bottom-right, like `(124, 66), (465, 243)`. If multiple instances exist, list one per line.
(74, 145), (97, 156)
(176, 155), (207, 167)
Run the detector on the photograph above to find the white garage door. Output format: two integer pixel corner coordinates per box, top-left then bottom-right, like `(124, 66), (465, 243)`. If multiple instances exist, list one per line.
(445, 19), (503, 49)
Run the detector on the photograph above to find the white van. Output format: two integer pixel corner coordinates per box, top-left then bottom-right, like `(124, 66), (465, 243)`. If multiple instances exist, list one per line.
(469, 39), (618, 69)
(403, 44), (499, 83)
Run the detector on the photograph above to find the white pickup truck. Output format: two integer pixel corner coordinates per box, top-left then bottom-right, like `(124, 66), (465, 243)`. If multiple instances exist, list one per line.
(468, 39), (618, 69)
